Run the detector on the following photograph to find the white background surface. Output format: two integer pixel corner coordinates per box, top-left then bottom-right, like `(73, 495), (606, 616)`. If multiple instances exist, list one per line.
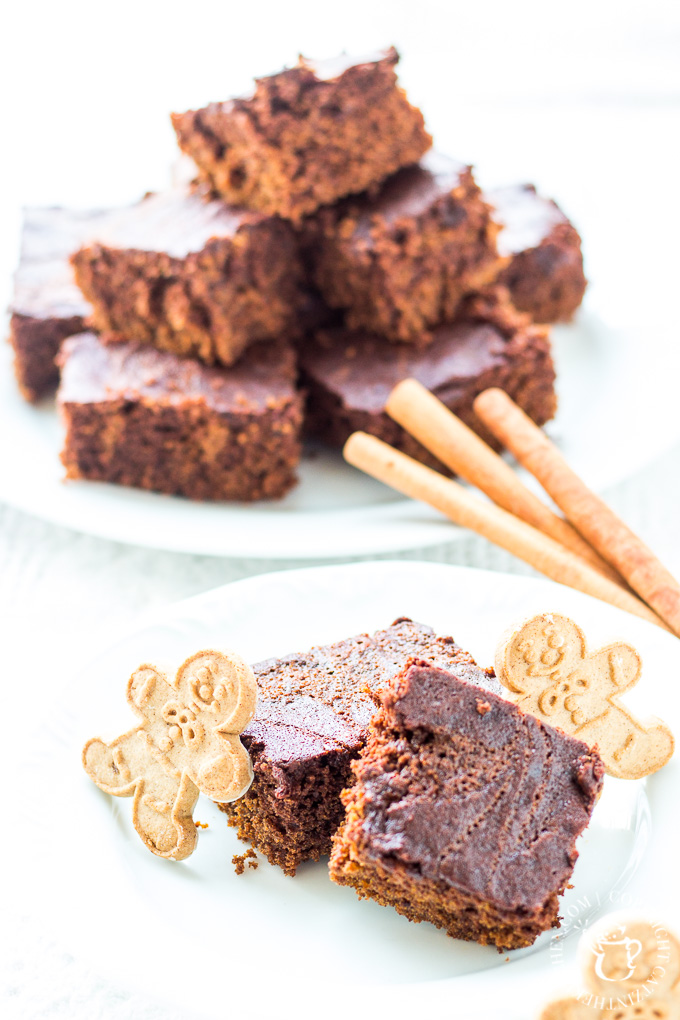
(2, 1), (680, 1017)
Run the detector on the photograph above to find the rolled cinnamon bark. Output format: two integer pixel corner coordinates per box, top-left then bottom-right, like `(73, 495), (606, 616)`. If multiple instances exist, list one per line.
(474, 388), (680, 638)
(386, 379), (623, 586)
(344, 431), (669, 631)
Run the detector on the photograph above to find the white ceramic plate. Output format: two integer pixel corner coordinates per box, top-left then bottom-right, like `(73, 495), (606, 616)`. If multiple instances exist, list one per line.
(1, 304), (680, 558)
(15, 561), (679, 1019)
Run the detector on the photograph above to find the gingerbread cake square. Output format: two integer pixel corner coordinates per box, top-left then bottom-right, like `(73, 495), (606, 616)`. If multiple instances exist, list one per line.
(300, 289), (556, 470)
(309, 152), (503, 342)
(171, 47), (431, 223)
(70, 188), (304, 367)
(58, 332), (303, 501)
(488, 184), (587, 323)
(9, 206), (109, 402)
(330, 660), (604, 950)
(221, 619), (500, 875)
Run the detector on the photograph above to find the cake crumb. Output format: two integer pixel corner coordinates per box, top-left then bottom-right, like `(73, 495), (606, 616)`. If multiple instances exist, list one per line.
(232, 848), (258, 875)
(195, 820), (209, 829)
(476, 699), (492, 716)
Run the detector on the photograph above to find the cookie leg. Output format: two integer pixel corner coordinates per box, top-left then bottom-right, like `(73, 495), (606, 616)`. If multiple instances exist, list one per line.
(133, 762), (198, 860)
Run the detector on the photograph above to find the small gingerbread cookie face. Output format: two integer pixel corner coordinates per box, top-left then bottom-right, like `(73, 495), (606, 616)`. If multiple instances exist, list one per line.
(495, 614), (674, 780)
(83, 647), (257, 860)
(541, 918), (680, 1020)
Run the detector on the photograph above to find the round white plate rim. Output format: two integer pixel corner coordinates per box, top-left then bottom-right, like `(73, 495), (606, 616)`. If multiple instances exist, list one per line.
(2, 307), (680, 559)
(15, 560), (680, 1019)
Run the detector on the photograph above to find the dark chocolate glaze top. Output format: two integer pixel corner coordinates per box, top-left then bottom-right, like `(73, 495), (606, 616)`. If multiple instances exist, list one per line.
(57, 332), (297, 414)
(11, 206), (111, 320)
(487, 184), (568, 257)
(296, 46), (399, 83)
(82, 188), (263, 259)
(202, 47), (400, 120)
(344, 151), (470, 231)
(351, 662), (604, 914)
(245, 619), (500, 767)
(302, 320), (512, 413)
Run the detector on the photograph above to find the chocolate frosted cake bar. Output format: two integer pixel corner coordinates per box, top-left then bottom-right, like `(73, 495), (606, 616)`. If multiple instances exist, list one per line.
(9, 206), (109, 402)
(221, 619), (499, 875)
(300, 289), (557, 470)
(71, 188), (304, 367)
(310, 152), (503, 342)
(489, 184), (587, 323)
(172, 48), (431, 223)
(330, 660), (604, 949)
(58, 332), (303, 501)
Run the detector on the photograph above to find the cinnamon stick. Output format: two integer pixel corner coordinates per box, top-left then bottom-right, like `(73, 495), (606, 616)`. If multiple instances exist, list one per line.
(474, 387), (680, 638)
(343, 431), (669, 631)
(386, 379), (623, 586)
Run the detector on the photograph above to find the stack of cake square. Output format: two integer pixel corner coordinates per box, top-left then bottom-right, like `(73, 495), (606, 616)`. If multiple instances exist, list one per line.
(8, 47), (587, 501)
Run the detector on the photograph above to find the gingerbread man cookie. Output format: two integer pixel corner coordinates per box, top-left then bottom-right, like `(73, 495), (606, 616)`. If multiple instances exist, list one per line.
(495, 614), (674, 780)
(83, 649), (257, 860)
(541, 917), (680, 1019)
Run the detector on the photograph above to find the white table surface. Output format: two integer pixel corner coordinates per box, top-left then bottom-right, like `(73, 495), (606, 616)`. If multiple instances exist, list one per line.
(2, 1), (680, 1016)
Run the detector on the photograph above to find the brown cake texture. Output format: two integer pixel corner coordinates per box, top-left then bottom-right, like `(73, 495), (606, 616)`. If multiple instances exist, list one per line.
(171, 48), (430, 224)
(309, 152), (503, 342)
(489, 184), (587, 323)
(58, 332), (303, 501)
(300, 288), (556, 470)
(70, 187), (304, 368)
(330, 660), (604, 950)
(221, 618), (500, 875)
(8, 206), (111, 402)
